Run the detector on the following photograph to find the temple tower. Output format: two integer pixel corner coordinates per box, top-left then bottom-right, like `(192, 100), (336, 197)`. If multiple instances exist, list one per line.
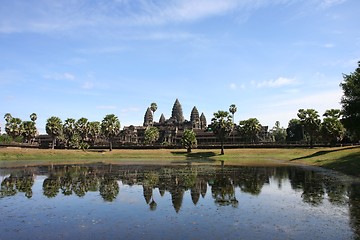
(143, 107), (153, 126)
(159, 113), (166, 124)
(200, 113), (207, 130)
(190, 106), (200, 129)
(171, 99), (184, 123)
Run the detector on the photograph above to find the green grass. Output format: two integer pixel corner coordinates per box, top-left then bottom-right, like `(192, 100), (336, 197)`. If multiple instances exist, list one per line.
(0, 146), (359, 176)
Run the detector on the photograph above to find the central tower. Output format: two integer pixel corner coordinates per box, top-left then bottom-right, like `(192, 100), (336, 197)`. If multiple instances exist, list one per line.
(171, 98), (185, 123)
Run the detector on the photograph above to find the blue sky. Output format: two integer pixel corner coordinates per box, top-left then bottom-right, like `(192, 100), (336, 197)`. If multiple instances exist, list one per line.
(1, 0), (359, 134)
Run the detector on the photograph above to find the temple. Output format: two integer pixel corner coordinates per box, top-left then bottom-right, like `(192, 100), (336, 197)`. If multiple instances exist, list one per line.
(120, 99), (214, 145)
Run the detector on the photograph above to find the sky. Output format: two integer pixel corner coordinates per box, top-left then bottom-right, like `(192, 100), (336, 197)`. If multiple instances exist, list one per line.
(1, 0), (359, 134)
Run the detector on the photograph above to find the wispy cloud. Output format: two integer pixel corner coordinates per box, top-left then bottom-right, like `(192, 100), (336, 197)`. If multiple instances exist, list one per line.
(96, 105), (117, 110)
(81, 81), (94, 90)
(252, 77), (297, 88)
(319, 0), (347, 9)
(0, 0), (294, 34)
(43, 72), (75, 81)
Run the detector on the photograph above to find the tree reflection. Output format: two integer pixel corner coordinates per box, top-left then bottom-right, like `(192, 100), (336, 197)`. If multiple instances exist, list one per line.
(1, 171), (35, 198)
(43, 175), (60, 198)
(211, 172), (238, 207)
(0, 164), (356, 216)
(99, 175), (119, 202)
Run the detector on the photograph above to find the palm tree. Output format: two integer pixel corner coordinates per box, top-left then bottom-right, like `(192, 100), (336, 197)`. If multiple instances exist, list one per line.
(229, 104), (237, 143)
(101, 114), (121, 151)
(63, 118), (76, 148)
(181, 129), (197, 153)
(150, 103), (158, 125)
(144, 126), (159, 145)
(210, 111), (233, 155)
(297, 109), (321, 148)
(4, 113), (13, 123)
(30, 113), (37, 122)
(229, 104), (237, 123)
(88, 121), (101, 145)
(5, 117), (23, 139)
(75, 117), (89, 142)
(46, 116), (63, 149)
(21, 121), (37, 143)
(238, 118), (262, 143)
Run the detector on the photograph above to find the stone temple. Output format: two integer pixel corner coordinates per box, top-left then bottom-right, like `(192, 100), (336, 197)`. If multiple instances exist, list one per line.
(120, 99), (215, 145)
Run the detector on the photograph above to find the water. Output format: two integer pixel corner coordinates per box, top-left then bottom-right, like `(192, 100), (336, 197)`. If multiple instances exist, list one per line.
(1, 163), (359, 239)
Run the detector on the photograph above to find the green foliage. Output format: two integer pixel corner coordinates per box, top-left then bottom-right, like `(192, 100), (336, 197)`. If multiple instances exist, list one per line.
(270, 121), (287, 143)
(144, 127), (159, 144)
(150, 102), (157, 115)
(75, 117), (89, 141)
(229, 104), (237, 123)
(101, 114), (121, 151)
(340, 61), (360, 140)
(5, 117), (23, 139)
(297, 109), (321, 148)
(63, 118), (76, 148)
(30, 113), (37, 122)
(0, 134), (12, 144)
(286, 119), (304, 142)
(238, 118), (262, 143)
(88, 121), (101, 145)
(211, 110), (233, 155)
(46, 116), (63, 149)
(181, 129), (197, 153)
(21, 121), (37, 143)
(321, 109), (345, 145)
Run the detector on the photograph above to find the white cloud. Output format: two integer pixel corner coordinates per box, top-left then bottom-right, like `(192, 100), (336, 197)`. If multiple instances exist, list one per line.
(229, 83), (237, 90)
(96, 105), (117, 110)
(121, 107), (140, 113)
(253, 77), (297, 88)
(0, 0), (293, 33)
(81, 81), (94, 90)
(319, 0), (347, 9)
(43, 72), (75, 81)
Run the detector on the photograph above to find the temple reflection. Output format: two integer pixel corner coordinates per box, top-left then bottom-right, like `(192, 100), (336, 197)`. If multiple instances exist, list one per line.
(1, 164), (359, 218)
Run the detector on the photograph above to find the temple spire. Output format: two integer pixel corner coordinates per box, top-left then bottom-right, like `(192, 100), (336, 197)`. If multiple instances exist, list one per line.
(171, 99), (184, 123)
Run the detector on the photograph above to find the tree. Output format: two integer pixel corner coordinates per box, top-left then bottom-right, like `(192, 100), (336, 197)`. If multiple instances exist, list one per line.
(45, 116), (63, 149)
(88, 121), (101, 145)
(181, 129), (197, 153)
(340, 61), (360, 140)
(321, 109), (345, 146)
(144, 126), (159, 145)
(229, 104), (237, 143)
(21, 121), (36, 143)
(270, 121), (287, 143)
(150, 102), (158, 125)
(210, 111), (233, 155)
(63, 118), (76, 148)
(30, 113), (37, 122)
(5, 117), (23, 140)
(4, 113), (12, 123)
(286, 119), (304, 142)
(101, 114), (120, 151)
(229, 104), (237, 123)
(75, 117), (89, 142)
(238, 118), (262, 143)
(297, 109), (321, 148)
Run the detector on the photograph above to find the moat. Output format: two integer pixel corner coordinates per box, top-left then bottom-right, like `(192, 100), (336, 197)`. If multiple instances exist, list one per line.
(1, 163), (360, 239)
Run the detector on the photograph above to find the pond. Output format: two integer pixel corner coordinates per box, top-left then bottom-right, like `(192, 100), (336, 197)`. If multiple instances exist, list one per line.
(1, 162), (360, 239)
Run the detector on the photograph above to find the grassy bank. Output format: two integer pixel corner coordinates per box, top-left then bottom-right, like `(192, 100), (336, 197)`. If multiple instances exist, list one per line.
(0, 146), (359, 176)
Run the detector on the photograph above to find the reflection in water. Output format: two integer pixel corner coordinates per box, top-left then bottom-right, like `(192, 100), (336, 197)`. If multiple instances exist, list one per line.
(1, 163), (360, 239)
(1, 164), (359, 207)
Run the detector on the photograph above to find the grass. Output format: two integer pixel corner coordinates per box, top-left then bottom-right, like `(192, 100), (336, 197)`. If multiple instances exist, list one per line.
(0, 146), (359, 176)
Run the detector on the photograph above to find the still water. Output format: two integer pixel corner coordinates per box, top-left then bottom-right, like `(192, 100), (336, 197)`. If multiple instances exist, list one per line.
(1, 163), (360, 239)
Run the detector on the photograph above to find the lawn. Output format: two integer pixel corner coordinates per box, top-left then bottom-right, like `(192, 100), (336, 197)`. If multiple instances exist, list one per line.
(0, 146), (359, 176)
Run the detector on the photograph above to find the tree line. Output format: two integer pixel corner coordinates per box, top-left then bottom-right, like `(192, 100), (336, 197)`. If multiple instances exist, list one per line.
(1, 61), (359, 153)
